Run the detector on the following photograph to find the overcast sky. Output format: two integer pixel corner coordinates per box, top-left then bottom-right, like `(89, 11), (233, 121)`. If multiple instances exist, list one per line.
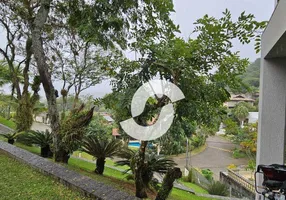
(0, 0), (274, 99)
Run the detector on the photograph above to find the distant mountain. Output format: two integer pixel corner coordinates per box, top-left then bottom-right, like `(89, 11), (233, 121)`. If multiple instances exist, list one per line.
(231, 58), (260, 94)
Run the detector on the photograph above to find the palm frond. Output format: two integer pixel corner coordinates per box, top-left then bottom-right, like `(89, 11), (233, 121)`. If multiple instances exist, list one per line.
(17, 129), (52, 148)
(0, 132), (20, 140)
(116, 151), (176, 174)
(82, 136), (123, 159)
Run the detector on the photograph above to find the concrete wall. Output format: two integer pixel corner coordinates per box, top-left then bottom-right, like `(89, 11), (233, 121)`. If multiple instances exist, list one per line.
(256, 58), (286, 199)
(256, 58), (286, 166)
(220, 172), (254, 200)
(261, 0), (286, 58)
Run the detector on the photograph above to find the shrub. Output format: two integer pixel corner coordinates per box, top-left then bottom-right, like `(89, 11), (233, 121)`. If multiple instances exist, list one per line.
(224, 118), (239, 135)
(233, 148), (246, 159)
(17, 130), (53, 158)
(201, 169), (213, 181)
(207, 181), (228, 196)
(227, 164), (237, 170)
(191, 134), (206, 149)
(0, 132), (19, 145)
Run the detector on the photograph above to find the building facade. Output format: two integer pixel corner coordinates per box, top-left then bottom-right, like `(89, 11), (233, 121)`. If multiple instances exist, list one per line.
(256, 0), (286, 199)
(224, 94), (255, 109)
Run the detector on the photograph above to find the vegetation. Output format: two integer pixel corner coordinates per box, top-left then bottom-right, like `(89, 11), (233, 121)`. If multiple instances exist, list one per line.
(17, 130), (53, 158)
(201, 169), (214, 182)
(57, 105), (94, 163)
(0, 153), (88, 200)
(156, 167), (182, 200)
(82, 136), (122, 174)
(246, 160), (256, 180)
(224, 118), (240, 135)
(232, 148), (246, 159)
(116, 148), (177, 189)
(0, 116), (16, 129)
(0, 132), (19, 144)
(234, 58), (260, 93)
(207, 181), (229, 196)
(0, 1), (266, 199)
(231, 123), (258, 157)
(2, 138), (216, 200)
(233, 103), (249, 128)
(180, 181), (209, 194)
(85, 113), (113, 139)
(103, 10), (266, 197)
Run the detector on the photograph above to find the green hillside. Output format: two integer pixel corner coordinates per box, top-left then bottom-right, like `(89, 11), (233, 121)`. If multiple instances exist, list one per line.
(241, 58), (260, 90)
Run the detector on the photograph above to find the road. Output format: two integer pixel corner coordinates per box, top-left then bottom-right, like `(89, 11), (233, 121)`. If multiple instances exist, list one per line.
(31, 122), (51, 132)
(0, 121), (50, 133)
(172, 135), (248, 180)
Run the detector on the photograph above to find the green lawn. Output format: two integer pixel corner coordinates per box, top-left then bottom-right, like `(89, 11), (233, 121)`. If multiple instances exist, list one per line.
(68, 157), (128, 180)
(0, 116), (16, 129)
(0, 153), (88, 200)
(73, 151), (129, 170)
(170, 189), (217, 200)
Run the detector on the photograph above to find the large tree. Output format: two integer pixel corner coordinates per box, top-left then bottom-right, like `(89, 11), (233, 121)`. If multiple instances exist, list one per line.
(23, 0), (176, 162)
(0, 4), (40, 131)
(47, 27), (118, 111)
(104, 10), (266, 198)
(234, 103), (249, 128)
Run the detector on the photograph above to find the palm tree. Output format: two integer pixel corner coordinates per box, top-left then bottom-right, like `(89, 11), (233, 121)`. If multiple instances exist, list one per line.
(81, 136), (123, 174)
(116, 148), (177, 187)
(234, 104), (249, 128)
(0, 61), (14, 119)
(17, 130), (53, 158)
(0, 132), (19, 145)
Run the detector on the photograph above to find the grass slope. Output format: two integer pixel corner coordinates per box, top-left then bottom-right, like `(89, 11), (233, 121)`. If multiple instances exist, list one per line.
(0, 153), (88, 200)
(0, 116), (16, 129)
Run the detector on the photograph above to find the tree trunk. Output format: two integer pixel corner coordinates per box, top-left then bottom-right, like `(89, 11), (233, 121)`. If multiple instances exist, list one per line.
(15, 94), (33, 131)
(31, 0), (62, 162)
(241, 120), (244, 128)
(155, 167), (182, 200)
(8, 139), (14, 145)
(73, 93), (79, 108)
(41, 145), (53, 158)
(135, 140), (148, 198)
(95, 157), (105, 175)
(55, 148), (70, 163)
(7, 86), (14, 119)
(61, 95), (66, 120)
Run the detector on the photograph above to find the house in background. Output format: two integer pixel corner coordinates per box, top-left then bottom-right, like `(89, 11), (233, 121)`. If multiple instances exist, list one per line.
(99, 112), (115, 124)
(256, 0), (286, 199)
(112, 128), (121, 139)
(224, 94), (255, 109)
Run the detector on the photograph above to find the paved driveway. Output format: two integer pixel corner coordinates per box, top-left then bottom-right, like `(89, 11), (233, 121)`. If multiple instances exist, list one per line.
(172, 136), (248, 180)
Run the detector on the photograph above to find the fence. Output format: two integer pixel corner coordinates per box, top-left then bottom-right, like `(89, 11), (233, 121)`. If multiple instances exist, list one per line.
(227, 169), (255, 194)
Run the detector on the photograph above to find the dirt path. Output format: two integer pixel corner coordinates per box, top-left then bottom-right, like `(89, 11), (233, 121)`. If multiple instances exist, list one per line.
(172, 135), (248, 180)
